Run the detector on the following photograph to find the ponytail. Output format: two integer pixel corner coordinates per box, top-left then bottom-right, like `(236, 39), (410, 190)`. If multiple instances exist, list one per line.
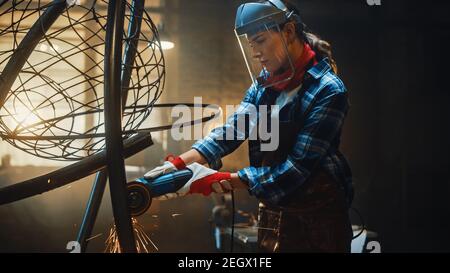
(282, 1), (339, 74)
(303, 31), (338, 74)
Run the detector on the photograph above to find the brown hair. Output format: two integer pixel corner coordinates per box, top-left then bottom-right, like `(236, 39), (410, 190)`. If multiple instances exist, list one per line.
(303, 32), (338, 74)
(282, 1), (339, 74)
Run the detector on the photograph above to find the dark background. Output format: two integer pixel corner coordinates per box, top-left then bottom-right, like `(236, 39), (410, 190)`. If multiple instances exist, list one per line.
(1, 0), (449, 252)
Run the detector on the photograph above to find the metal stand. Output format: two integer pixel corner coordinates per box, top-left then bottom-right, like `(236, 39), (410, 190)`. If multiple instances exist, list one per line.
(103, 0), (136, 253)
(76, 171), (108, 253)
(76, 0), (145, 253)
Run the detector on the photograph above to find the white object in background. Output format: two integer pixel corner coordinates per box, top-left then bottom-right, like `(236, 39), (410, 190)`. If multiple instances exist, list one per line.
(351, 228), (367, 253)
(66, 0), (80, 7)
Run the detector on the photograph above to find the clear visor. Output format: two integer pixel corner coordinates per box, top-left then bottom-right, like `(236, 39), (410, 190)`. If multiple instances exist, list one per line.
(235, 24), (295, 89)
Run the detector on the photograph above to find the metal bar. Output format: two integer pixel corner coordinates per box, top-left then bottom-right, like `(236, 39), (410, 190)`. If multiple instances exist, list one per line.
(2, 103), (220, 140)
(76, 0), (145, 253)
(0, 132), (152, 205)
(122, 0), (145, 109)
(0, 0), (9, 9)
(76, 170), (108, 253)
(104, 0), (136, 253)
(0, 0), (67, 110)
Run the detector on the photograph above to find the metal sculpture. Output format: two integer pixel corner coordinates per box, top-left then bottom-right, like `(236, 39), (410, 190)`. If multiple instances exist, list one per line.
(0, 0), (219, 252)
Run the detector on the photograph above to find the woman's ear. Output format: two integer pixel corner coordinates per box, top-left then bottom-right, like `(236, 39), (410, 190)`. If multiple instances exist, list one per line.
(283, 22), (297, 44)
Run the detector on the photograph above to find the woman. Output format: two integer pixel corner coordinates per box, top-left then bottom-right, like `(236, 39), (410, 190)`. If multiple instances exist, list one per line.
(145, 0), (353, 253)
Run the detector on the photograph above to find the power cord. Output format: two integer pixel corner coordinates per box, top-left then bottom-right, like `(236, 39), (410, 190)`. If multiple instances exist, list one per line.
(351, 207), (366, 240)
(230, 190), (235, 253)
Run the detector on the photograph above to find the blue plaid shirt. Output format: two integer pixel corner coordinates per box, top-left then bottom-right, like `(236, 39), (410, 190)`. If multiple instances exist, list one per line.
(192, 58), (353, 205)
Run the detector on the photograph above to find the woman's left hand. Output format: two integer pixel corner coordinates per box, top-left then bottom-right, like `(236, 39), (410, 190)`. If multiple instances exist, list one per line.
(156, 163), (233, 200)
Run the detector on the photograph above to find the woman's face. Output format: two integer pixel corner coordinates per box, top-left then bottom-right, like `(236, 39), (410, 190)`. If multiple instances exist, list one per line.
(249, 30), (289, 74)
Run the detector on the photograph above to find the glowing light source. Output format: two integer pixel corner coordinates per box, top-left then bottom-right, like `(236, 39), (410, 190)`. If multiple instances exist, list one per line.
(39, 43), (60, 52)
(160, 40), (174, 50)
(157, 23), (174, 51)
(14, 108), (40, 129)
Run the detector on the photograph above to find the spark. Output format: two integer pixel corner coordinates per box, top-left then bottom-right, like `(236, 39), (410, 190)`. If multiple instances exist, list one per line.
(248, 226), (278, 231)
(105, 217), (158, 253)
(85, 233), (102, 242)
(171, 213), (182, 218)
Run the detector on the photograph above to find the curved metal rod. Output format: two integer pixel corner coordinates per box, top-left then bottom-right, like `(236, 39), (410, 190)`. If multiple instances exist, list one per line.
(0, 131), (152, 205)
(0, 103), (221, 140)
(121, 0), (146, 109)
(0, 101), (220, 204)
(77, 169), (108, 253)
(0, 0), (67, 110)
(6, 103), (218, 135)
(0, 0), (9, 9)
(77, 0), (146, 253)
(103, 0), (136, 252)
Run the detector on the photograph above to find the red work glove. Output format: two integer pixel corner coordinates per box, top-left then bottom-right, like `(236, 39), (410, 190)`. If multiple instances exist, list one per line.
(144, 154), (186, 179)
(155, 163), (233, 200)
(189, 172), (232, 196)
(164, 154), (187, 170)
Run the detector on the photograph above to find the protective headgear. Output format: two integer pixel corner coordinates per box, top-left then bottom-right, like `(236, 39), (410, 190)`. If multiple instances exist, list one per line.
(234, 0), (304, 89)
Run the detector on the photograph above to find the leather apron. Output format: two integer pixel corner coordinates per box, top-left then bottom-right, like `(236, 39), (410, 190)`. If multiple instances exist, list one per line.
(257, 96), (353, 253)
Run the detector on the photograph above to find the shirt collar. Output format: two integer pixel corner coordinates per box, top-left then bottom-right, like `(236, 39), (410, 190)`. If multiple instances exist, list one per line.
(306, 57), (332, 80)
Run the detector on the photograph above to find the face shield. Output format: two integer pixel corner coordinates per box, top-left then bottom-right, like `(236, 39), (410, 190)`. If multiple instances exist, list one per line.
(235, 1), (295, 88)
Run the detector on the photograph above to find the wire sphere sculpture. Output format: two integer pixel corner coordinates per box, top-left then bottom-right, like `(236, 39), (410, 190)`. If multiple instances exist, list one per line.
(0, 0), (165, 161)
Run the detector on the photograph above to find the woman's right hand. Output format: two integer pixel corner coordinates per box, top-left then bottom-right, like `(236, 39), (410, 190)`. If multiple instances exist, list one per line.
(144, 154), (187, 179)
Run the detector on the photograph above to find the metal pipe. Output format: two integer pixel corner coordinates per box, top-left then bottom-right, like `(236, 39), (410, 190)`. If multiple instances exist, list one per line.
(0, 132), (152, 205)
(77, 0), (145, 253)
(76, 170), (108, 253)
(1, 103), (219, 140)
(121, 0), (145, 109)
(103, 0), (137, 253)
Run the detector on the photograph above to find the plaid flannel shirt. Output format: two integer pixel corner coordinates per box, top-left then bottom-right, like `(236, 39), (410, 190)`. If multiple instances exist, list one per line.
(192, 58), (353, 205)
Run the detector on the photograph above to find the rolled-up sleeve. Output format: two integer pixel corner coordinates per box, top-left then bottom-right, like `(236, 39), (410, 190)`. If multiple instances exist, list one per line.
(238, 88), (349, 204)
(192, 86), (259, 170)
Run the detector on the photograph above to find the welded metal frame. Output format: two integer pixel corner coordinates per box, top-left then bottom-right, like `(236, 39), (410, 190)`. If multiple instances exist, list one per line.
(0, 0), (67, 109)
(0, 0), (221, 253)
(0, 0), (139, 252)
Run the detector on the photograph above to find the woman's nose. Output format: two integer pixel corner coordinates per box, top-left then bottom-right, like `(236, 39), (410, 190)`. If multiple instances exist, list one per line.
(252, 49), (261, 60)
